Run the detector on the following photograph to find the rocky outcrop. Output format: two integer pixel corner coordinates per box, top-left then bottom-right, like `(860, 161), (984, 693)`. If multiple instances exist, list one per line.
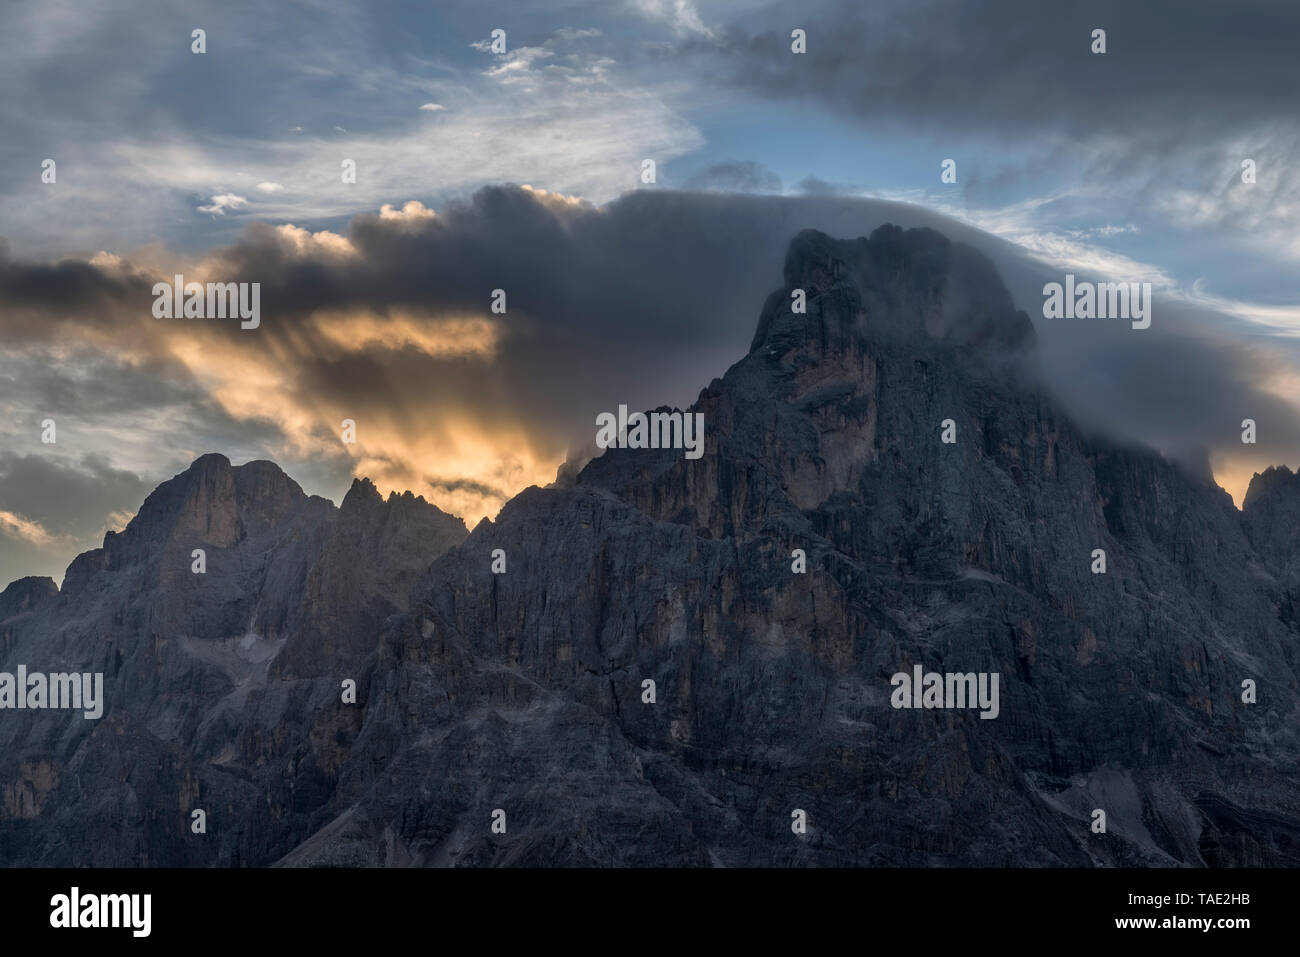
(274, 478), (469, 679)
(0, 576), (56, 620)
(0, 455), (466, 866)
(1242, 465), (1300, 631)
(1, 225), (1297, 867)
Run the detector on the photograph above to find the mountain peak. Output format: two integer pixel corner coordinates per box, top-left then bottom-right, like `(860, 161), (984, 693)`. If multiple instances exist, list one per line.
(190, 451), (232, 472)
(1243, 464), (1300, 509)
(341, 476), (384, 512)
(6, 223), (1300, 869)
(98, 454), (306, 563)
(754, 223), (1035, 359)
(0, 575), (58, 620)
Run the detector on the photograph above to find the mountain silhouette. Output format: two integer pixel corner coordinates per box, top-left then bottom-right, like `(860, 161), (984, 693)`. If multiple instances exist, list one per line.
(2, 225), (1297, 866)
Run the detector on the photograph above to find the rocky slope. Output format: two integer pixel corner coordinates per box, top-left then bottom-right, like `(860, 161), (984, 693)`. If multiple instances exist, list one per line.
(0, 455), (466, 865)
(2, 225), (1298, 866)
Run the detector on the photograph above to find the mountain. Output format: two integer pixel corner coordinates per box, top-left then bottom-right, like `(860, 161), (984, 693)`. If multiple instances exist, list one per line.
(0, 455), (467, 865)
(2, 225), (1298, 866)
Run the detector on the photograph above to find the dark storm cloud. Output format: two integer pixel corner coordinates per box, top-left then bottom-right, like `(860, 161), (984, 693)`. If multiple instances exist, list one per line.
(686, 0), (1300, 141)
(0, 241), (152, 333)
(216, 185), (1300, 491)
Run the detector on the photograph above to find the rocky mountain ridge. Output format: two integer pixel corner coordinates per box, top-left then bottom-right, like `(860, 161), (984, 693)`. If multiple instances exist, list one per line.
(2, 225), (1297, 866)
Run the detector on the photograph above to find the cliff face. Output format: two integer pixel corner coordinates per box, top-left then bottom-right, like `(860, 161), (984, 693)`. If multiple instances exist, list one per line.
(2, 225), (1298, 867)
(0, 454), (467, 865)
(1242, 465), (1300, 627)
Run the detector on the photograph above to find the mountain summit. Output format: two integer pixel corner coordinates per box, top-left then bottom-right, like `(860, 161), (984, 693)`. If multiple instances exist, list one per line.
(2, 226), (1297, 866)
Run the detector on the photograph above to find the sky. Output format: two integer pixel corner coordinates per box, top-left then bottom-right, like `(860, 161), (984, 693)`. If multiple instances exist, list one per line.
(3, 0), (1300, 588)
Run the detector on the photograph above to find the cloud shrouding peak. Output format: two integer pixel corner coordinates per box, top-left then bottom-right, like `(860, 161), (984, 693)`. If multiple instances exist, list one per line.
(3, 0), (1298, 599)
(3, 187), (1298, 583)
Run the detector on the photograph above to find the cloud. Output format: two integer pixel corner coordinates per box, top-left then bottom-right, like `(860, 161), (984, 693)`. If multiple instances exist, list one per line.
(425, 474), (511, 506)
(481, 45), (553, 80)
(5, 30), (702, 252)
(197, 193), (249, 216)
(554, 28), (603, 41)
(693, 0), (1300, 141)
(793, 176), (842, 195)
(104, 509), (135, 532)
(634, 0), (714, 37)
(0, 452), (154, 586)
(684, 160), (782, 193)
(0, 2), (743, 260)
(1, 0), (1297, 589)
(668, 0), (1300, 279)
(379, 200), (437, 223)
(2, 185), (1300, 584)
(0, 510), (52, 546)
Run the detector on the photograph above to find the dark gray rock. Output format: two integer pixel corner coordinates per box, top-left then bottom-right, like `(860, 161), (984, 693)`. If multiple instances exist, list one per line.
(0, 577), (56, 620)
(0, 455), (466, 864)
(2, 225), (1297, 867)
